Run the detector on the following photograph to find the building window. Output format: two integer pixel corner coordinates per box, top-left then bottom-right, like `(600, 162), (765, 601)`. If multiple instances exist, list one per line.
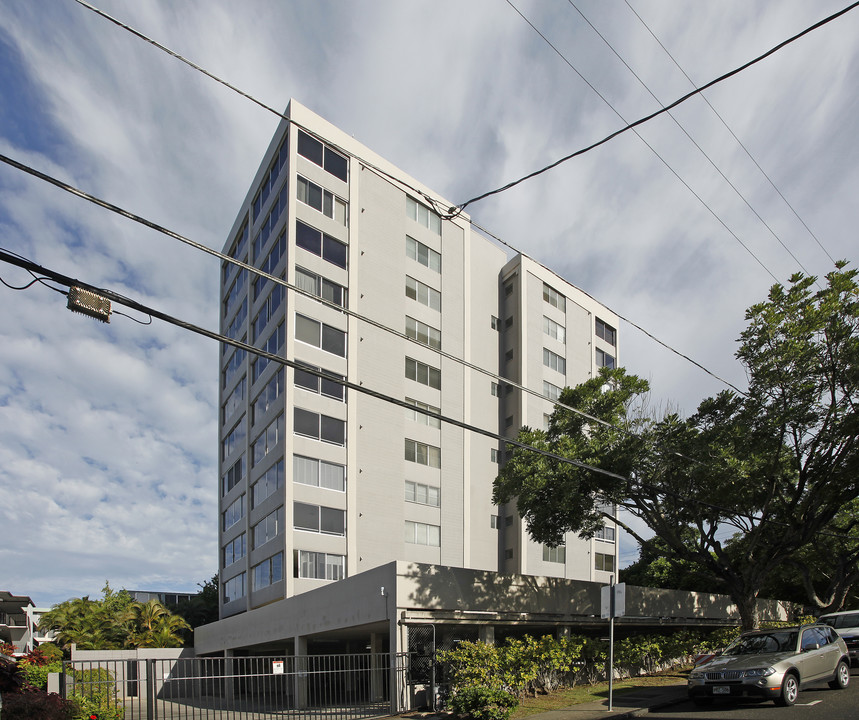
(223, 572), (245, 604)
(405, 398), (441, 428)
(223, 494), (245, 531)
(251, 323), (286, 382)
(296, 550), (345, 580)
(543, 348), (566, 374)
(294, 362), (345, 401)
(543, 283), (566, 312)
(491, 382), (500, 397)
(505, 515), (514, 527)
(543, 381), (562, 402)
(406, 316), (441, 350)
(223, 348), (246, 389)
(504, 548), (514, 560)
(491, 515), (500, 529)
(252, 506), (283, 549)
(224, 298), (248, 344)
(294, 502), (345, 535)
(596, 318), (616, 346)
(255, 231), (287, 290)
(223, 270), (247, 319)
(252, 412), (283, 467)
(252, 138), (287, 224)
(405, 520), (440, 546)
(294, 408), (346, 446)
(297, 129), (348, 182)
(595, 552), (615, 572)
(504, 283), (513, 297)
(405, 480), (440, 507)
(297, 175), (347, 225)
(543, 544), (566, 563)
(543, 316), (566, 343)
(252, 285), (285, 341)
(222, 455), (245, 496)
(295, 314), (347, 357)
(491, 315), (500, 330)
(505, 416), (514, 429)
(296, 220), (348, 270)
(252, 552), (284, 590)
(490, 448), (500, 463)
(596, 348), (616, 369)
(224, 220), (249, 280)
(294, 455), (346, 491)
(505, 349), (514, 363)
(505, 316), (514, 329)
(222, 416), (246, 461)
(223, 377), (246, 424)
(251, 458), (284, 508)
(252, 178), (288, 262)
(405, 357), (441, 390)
(296, 266), (347, 307)
(406, 276), (441, 312)
(222, 533), (246, 568)
(543, 413), (552, 431)
(405, 439), (441, 468)
(595, 525), (616, 542)
(406, 236), (441, 273)
(252, 369), (284, 425)
(406, 196), (441, 235)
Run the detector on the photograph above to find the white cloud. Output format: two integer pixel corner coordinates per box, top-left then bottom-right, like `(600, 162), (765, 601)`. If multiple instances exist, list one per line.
(1, 0), (857, 605)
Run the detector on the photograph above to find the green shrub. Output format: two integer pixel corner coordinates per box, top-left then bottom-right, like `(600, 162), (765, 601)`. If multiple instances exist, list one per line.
(448, 686), (518, 720)
(18, 659), (62, 690)
(69, 667), (124, 720)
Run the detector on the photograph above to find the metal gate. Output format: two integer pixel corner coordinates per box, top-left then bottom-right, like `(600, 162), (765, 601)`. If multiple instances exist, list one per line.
(62, 653), (409, 720)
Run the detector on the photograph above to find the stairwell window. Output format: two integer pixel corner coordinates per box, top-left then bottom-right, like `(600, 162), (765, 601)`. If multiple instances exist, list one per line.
(543, 348), (566, 374)
(297, 175), (347, 225)
(406, 316), (441, 350)
(595, 552), (615, 572)
(406, 197), (441, 235)
(543, 283), (566, 312)
(405, 439), (441, 468)
(406, 236), (441, 273)
(596, 348), (616, 369)
(596, 317), (616, 346)
(405, 520), (440, 546)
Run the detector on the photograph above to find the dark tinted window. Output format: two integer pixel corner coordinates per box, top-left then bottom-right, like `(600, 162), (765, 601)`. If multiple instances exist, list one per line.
(296, 221), (321, 254)
(324, 148), (348, 182)
(297, 131), (324, 166)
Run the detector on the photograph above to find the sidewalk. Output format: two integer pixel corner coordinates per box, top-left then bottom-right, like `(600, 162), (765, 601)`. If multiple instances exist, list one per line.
(523, 682), (689, 719)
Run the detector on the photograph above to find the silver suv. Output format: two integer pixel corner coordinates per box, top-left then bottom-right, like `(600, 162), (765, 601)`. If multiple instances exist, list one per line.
(818, 610), (859, 667)
(688, 624), (849, 706)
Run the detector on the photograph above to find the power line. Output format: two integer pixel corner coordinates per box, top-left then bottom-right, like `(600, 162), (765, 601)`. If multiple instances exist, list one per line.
(67, 0), (752, 396)
(624, 0), (837, 267)
(0, 247), (624, 482)
(504, 0), (778, 283)
(1, 247), (851, 543)
(455, 1), (859, 213)
(564, 0), (815, 280)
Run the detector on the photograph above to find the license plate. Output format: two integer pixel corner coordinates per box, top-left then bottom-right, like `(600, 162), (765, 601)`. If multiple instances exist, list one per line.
(713, 686), (731, 695)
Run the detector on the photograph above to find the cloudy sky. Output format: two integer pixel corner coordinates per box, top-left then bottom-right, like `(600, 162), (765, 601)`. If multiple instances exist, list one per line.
(1, 0), (856, 608)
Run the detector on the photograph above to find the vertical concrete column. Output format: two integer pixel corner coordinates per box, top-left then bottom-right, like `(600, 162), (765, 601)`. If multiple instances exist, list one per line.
(293, 635), (308, 709)
(478, 625), (495, 645)
(224, 650), (235, 704)
(370, 632), (384, 702)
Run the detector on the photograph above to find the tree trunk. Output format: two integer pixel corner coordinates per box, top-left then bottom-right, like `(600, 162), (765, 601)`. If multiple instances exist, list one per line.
(734, 592), (760, 631)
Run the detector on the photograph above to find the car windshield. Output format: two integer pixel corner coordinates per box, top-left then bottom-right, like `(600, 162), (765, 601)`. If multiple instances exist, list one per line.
(725, 631), (797, 655)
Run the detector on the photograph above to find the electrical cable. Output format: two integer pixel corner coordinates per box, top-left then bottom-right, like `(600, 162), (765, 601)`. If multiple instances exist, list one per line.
(66, 0), (755, 394)
(564, 0), (816, 281)
(1, 149), (746, 454)
(624, 0), (837, 267)
(2, 246), (853, 543)
(454, 1), (859, 213)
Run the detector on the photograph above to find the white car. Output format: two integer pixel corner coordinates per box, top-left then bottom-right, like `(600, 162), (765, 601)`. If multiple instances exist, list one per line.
(818, 610), (859, 666)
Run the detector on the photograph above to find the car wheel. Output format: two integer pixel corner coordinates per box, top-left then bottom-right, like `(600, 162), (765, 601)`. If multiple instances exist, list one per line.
(692, 696), (713, 707)
(775, 673), (799, 707)
(828, 660), (850, 690)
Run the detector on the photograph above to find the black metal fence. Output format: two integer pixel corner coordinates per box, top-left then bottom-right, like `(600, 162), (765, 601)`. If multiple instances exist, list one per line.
(62, 653), (409, 720)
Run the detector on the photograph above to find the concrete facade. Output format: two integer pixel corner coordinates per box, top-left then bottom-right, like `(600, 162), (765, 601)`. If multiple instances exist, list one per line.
(212, 100), (626, 653)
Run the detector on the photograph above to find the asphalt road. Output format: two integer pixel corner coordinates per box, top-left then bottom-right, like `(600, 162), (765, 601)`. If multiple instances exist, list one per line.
(647, 666), (859, 720)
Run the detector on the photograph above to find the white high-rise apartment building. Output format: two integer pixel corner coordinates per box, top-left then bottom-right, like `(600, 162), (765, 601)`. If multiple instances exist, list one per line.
(217, 100), (620, 621)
